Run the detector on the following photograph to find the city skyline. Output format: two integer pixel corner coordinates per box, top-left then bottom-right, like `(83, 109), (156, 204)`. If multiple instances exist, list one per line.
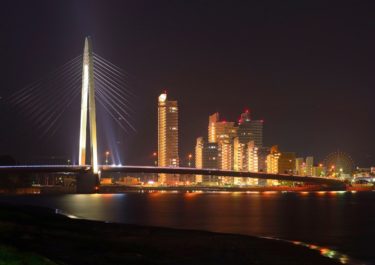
(0, 1), (374, 167)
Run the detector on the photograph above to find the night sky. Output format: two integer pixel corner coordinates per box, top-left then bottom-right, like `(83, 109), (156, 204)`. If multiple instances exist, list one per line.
(0, 1), (375, 166)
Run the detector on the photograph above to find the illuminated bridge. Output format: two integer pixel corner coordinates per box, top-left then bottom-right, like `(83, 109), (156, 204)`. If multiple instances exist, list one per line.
(0, 165), (343, 188)
(3, 37), (345, 193)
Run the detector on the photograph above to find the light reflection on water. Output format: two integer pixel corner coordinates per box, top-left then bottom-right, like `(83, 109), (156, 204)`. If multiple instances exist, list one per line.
(261, 236), (368, 265)
(1, 191), (374, 264)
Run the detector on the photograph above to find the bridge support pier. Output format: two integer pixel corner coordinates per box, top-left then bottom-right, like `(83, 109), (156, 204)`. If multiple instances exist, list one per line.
(76, 172), (99, 194)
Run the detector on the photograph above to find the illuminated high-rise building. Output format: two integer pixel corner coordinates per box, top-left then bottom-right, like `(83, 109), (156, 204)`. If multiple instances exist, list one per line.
(247, 141), (259, 185)
(266, 146), (280, 174)
(233, 137), (246, 171)
(158, 92), (179, 183)
(195, 137), (204, 183)
(266, 145), (280, 185)
(237, 109), (263, 147)
(195, 137), (204, 169)
(208, 113), (220, 143)
(237, 110), (252, 144)
(248, 141), (259, 172)
(233, 137), (247, 185)
(208, 112), (237, 143)
(218, 139), (233, 170)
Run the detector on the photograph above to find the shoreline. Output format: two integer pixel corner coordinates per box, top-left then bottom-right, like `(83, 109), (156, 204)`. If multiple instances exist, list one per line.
(2, 183), (374, 195)
(0, 202), (347, 265)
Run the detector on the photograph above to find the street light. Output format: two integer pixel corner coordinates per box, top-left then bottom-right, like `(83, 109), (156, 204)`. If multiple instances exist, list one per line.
(153, 152), (157, 166)
(188, 153), (193, 167)
(105, 151), (110, 165)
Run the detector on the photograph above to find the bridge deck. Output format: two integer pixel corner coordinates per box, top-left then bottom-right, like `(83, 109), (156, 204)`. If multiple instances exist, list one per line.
(0, 165), (343, 185)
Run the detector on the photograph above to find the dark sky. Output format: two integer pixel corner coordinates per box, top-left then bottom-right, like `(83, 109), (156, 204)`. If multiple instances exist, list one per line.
(0, 1), (375, 166)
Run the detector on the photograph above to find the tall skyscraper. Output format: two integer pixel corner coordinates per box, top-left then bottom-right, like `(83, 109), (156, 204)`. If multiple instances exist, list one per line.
(237, 110), (263, 147)
(233, 137), (247, 171)
(195, 137), (204, 183)
(249, 120), (263, 147)
(208, 112), (220, 143)
(219, 139), (233, 170)
(237, 110), (252, 144)
(195, 137), (204, 169)
(158, 92), (179, 183)
(208, 112), (237, 143)
(248, 141), (259, 172)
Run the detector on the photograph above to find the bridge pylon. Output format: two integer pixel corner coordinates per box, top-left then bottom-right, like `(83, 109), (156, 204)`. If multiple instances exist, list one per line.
(77, 37), (99, 193)
(78, 37), (99, 175)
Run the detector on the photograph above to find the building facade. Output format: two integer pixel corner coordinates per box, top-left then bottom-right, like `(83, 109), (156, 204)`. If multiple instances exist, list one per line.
(195, 137), (219, 183)
(266, 146), (281, 185)
(247, 141), (259, 173)
(278, 152), (296, 174)
(158, 92), (179, 183)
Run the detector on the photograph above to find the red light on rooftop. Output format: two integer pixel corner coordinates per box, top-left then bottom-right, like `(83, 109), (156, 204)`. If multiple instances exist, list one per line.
(245, 108), (250, 113)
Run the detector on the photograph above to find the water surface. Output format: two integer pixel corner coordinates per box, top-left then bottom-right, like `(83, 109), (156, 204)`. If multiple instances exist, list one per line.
(1, 191), (374, 263)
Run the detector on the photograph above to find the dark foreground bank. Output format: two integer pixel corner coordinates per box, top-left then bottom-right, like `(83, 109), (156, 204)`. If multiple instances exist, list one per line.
(0, 203), (341, 265)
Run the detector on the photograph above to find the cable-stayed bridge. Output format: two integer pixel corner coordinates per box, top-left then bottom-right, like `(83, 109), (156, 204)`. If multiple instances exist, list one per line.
(0, 165), (342, 185)
(2, 37), (344, 193)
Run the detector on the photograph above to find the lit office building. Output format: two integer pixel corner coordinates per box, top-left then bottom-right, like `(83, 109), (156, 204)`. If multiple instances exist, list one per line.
(195, 137), (204, 183)
(248, 141), (259, 172)
(208, 112), (237, 143)
(266, 146), (281, 185)
(233, 137), (247, 185)
(266, 146), (280, 174)
(219, 139), (233, 170)
(218, 139), (233, 184)
(237, 110), (252, 144)
(233, 137), (247, 171)
(247, 141), (259, 185)
(238, 110), (263, 147)
(158, 92), (179, 184)
(208, 112), (219, 143)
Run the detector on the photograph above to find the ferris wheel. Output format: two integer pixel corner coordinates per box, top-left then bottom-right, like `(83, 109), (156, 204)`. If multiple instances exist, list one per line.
(324, 151), (355, 176)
